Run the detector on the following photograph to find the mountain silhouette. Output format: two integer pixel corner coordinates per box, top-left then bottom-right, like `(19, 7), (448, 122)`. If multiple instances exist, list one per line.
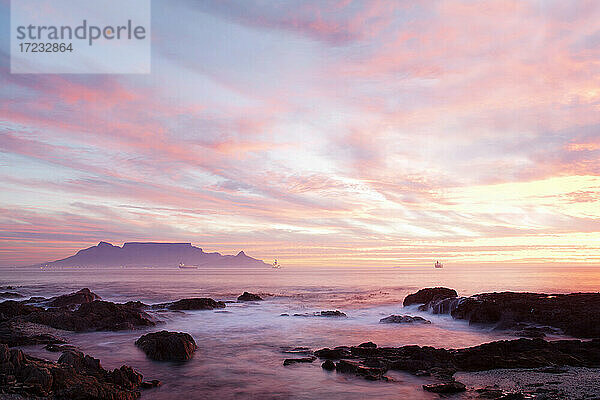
(37, 242), (268, 268)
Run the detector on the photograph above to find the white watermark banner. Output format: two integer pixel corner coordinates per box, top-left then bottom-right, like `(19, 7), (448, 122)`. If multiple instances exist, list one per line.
(11, 0), (151, 73)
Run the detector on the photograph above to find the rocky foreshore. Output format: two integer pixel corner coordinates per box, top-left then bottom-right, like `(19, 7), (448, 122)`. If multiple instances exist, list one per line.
(287, 338), (600, 398)
(0, 287), (233, 399)
(0, 343), (156, 399)
(3, 285), (600, 399)
(404, 287), (600, 338)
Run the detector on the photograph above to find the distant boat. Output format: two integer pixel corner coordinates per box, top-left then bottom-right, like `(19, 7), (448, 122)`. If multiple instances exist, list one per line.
(178, 262), (198, 269)
(272, 259), (281, 269)
(434, 261), (443, 268)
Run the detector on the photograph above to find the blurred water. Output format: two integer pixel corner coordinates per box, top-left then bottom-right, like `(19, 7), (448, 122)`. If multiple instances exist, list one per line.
(2, 264), (599, 399)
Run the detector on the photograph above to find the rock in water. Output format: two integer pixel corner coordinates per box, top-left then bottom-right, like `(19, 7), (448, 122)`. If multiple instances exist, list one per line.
(451, 292), (600, 338)
(283, 356), (316, 365)
(155, 298), (226, 310)
(379, 315), (431, 324)
(403, 287), (458, 306)
(26, 300), (155, 331)
(135, 330), (197, 361)
(423, 381), (466, 393)
(237, 292), (263, 301)
(293, 310), (347, 318)
(47, 288), (101, 308)
(322, 360), (336, 370)
(0, 344), (143, 399)
(358, 341), (377, 348)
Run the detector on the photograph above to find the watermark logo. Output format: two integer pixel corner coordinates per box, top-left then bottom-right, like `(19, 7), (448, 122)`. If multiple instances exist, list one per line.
(11, 0), (151, 74)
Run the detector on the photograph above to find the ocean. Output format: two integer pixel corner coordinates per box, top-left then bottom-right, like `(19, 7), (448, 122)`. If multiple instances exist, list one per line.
(2, 264), (599, 399)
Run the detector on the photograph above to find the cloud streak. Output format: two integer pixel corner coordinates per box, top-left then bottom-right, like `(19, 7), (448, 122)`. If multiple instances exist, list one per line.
(1, 0), (600, 266)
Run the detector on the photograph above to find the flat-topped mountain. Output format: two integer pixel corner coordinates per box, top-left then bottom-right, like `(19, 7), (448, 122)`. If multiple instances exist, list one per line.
(38, 242), (268, 268)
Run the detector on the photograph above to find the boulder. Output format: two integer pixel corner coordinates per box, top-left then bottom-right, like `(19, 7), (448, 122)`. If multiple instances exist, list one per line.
(293, 310), (347, 318)
(135, 330), (197, 361)
(283, 356), (316, 365)
(314, 347), (351, 359)
(47, 288), (100, 308)
(358, 341), (377, 348)
(0, 344), (143, 399)
(450, 292), (600, 338)
(403, 287), (458, 306)
(237, 292), (263, 301)
(26, 300), (155, 331)
(155, 298), (226, 310)
(321, 360), (335, 370)
(379, 315), (431, 324)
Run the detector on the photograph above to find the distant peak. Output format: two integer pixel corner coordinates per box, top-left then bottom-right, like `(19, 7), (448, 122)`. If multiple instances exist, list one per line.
(236, 251), (246, 257)
(97, 241), (114, 247)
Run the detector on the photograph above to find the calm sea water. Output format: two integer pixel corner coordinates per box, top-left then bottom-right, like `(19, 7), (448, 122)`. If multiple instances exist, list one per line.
(2, 265), (599, 399)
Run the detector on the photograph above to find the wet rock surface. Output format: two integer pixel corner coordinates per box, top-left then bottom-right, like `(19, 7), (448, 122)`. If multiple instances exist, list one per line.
(46, 288), (100, 308)
(0, 343), (145, 399)
(379, 315), (431, 324)
(0, 292), (23, 299)
(451, 292), (600, 338)
(25, 300), (155, 332)
(309, 338), (600, 383)
(404, 288), (600, 339)
(0, 289), (156, 349)
(154, 297), (226, 310)
(283, 356), (316, 365)
(135, 330), (197, 361)
(403, 287), (458, 306)
(0, 321), (67, 347)
(292, 310), (347, 318)
(237, 292), (263, 301)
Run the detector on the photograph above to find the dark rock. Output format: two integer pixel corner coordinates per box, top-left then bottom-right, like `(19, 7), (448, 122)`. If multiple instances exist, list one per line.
(47, 288), (100, 308)
(379, 315), (431, 324)
(403, 287), (458, 306)
(135, 330), (197, 361)
(0, 292), (23, 299)
(293, 310), (347, 318)
(358, 341), (377, 348)
(351, 345), (380, 357)
(237, 292), (263, 301)
(280, 313), (289, 316)
(0, 343), (143, 399)
(155, 298), (226, 310)
(141, 379), (162, 389)
(319, 310), (346, 317)
(26, 300), (155, 332)
(451, 292), (600, 338)
(423, 381), (466, 393)
(0, 301), (41, 323)
(321, 360), (335, 370)
(0, 321), (66, 347)
(281, 346), (313, 355)
(124, 301), (148, 309)
(44, 344), (77, 352)
(310, 338), (600, 382)
(283, 356), (316, 365)
(58, 350), (103, 374)
(314, 347), (351, 359)
(335, 359), (360, 373)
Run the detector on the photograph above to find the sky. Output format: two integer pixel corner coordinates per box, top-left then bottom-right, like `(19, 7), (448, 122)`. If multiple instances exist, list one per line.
(1, 0), (600, 267)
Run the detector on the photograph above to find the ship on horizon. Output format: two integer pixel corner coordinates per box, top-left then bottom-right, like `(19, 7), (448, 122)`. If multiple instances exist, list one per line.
(178, 262), (198, 269)
(434, 261), (443, 268)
